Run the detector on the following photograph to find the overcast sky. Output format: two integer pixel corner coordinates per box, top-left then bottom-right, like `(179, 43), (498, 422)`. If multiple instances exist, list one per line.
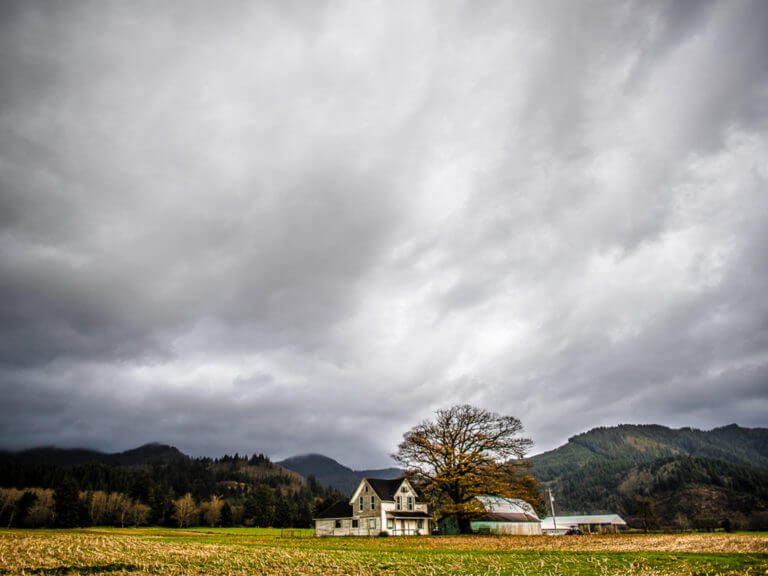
(1, 0), (767, 468)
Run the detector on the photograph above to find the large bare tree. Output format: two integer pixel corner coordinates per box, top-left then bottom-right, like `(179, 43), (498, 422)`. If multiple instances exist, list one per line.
(393, 404), (535, 533)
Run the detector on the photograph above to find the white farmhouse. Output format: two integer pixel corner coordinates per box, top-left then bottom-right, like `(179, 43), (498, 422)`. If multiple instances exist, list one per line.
(314, 477), (432, 536)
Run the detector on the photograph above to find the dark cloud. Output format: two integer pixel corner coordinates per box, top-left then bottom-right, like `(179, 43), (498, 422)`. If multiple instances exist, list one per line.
(1, 0), (767, 468)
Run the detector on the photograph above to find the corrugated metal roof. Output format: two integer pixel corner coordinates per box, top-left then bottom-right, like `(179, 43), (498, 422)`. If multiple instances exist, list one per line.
(475, 496), (540, 520)
(479, 512), (540, 523)
(540, 514), (626, 529)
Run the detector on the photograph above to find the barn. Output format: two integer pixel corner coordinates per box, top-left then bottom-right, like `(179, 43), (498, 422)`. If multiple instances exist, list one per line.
(541, 514), (627, 534)
(469, 496), (542, 535)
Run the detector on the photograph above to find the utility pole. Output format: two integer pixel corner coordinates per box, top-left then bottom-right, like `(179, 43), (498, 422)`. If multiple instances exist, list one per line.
(548, 488), (558, 534)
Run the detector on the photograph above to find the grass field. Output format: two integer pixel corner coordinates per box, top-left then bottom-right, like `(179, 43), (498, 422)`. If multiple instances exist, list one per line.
(1, 528), (766, 575)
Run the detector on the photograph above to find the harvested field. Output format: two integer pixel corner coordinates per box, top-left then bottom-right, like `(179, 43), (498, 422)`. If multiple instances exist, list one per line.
(0, 528), (766, 575)
(350, 533), (768, 554)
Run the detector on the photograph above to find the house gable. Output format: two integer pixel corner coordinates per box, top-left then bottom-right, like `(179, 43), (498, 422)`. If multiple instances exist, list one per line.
(392, 478), (419, 511)
(349, 478), (369, 504)
(395, 478), (418, 498)
(352, 477), (406, 502)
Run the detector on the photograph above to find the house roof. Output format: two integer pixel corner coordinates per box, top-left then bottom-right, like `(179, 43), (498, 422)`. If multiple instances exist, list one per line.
(386, 511), (431, 518)
(540, 514), (627, 529)
(365, 477), (406, 501)
(314, 501), (353, 519)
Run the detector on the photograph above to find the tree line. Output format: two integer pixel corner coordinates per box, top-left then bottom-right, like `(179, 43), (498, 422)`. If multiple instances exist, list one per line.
(0, 452), (345, 529)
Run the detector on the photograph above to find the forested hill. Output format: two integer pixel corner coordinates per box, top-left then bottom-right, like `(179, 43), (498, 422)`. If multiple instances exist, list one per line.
(278, 453), (402, 495)
(0, 444), (306, 495)
(531, 424), (768, 478)
(530, 424), (768, 530)
(1, 443), (188, 466)
(0, 445), (344, 529)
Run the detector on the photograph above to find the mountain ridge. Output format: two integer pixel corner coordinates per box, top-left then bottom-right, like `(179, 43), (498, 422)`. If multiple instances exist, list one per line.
(277, 453), (402, 495)
(529, 423), (768, 529)
(1, 442), (189, 466)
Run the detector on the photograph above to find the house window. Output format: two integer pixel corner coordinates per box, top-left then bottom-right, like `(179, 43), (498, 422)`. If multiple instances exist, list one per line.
(370, 496), (375, 510)
(417, 519), (424, 530)
(352, 519), (359, 528)
(335, 520), (342, 529)
(387, 518), (394, 530)
(401, 486), (407, 492)
(407, 496), (414, 511)
(396, 496), (401, 510)
(369, 518), (376, 529)
(359, 496), (364, 511)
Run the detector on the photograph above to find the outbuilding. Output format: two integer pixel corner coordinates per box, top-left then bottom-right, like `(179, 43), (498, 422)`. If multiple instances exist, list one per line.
(470, 496), (542, 535)
(541, 514), (627, 534)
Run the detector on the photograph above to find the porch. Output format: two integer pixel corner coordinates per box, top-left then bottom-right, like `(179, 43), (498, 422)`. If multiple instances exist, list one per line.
(386, 511), (432, 536)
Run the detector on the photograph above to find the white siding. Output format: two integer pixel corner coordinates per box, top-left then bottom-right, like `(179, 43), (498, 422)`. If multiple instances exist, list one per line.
(315, 517), (381, 537)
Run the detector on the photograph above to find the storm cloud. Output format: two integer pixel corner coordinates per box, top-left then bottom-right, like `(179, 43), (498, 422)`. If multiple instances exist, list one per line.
(1, 0), (767, 467)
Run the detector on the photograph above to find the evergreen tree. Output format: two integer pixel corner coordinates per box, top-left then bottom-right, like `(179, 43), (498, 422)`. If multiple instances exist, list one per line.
(15, 491), (37, 528)
(243, 496), (258, 526)
(149, 488), (175, 526)
(220, 501), (233, 527)
(306, 475), (322, 496)
(296, 498), (313, 528)
(78, 491), (92, 526)
(54, 477), (80, 528)
(273, 493), (293, 528)
(253, 485), (274, 527)
(128, 471), (153, 504)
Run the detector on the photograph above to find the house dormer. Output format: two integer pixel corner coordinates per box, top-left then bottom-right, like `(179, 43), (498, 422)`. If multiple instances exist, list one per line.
(393, 478), (418, 511)
(350, 477), (413, 504)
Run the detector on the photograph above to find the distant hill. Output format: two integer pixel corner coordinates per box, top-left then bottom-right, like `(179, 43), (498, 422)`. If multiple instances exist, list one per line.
(529, 424), (768, 529)
(4, 447), (109, 466)
(0, 446), (323, 530)
(2, 442), (188, 466)
(0, 444), (306, 502)
(278, 453), (402, 495)
(110, 442), (189, 465)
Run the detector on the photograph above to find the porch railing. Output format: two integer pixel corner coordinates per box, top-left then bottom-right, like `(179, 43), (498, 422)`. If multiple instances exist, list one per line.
(388, 528), (423, 536)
